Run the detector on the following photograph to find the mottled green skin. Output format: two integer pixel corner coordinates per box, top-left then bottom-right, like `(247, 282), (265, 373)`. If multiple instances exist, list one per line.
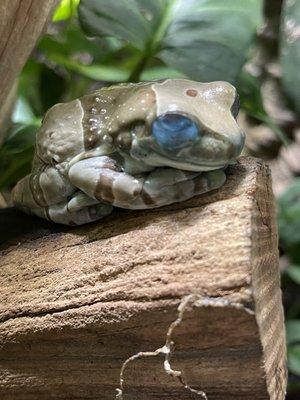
(12, 79), (244, 225)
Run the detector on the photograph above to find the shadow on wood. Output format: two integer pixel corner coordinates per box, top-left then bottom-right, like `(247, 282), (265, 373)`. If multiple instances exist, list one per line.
(0, 157), (287, 399)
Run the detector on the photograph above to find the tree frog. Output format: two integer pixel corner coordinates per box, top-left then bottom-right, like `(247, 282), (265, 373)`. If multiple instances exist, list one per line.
(12, 79), (244, 225)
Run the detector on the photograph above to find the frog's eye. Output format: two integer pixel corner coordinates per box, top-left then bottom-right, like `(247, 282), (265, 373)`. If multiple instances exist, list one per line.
(151, 113), (199, 150)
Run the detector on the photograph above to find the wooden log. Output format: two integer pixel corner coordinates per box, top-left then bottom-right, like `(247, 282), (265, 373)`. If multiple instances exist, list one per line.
(0, 0), (59, 142)
(0, 157), (287, 400)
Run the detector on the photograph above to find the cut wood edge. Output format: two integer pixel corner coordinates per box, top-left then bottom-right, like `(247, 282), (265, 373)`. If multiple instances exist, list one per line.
(251, 164), (287, 400)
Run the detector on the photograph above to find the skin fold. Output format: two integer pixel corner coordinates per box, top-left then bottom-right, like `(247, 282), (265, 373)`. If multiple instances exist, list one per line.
(12, 79), (245, 225)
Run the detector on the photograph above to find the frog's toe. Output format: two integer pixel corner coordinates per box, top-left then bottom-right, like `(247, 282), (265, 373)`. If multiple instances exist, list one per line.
(200, 169), (226, 192)
(191, 169), (226, 196)
(67, 191), (99, 212)
(48, 199), (113, 225)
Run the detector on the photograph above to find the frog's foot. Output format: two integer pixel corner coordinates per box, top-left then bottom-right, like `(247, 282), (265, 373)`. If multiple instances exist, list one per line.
(69, 156), (226, 210)
(47, 191), (113, 225)
(129, 168), (226, 209)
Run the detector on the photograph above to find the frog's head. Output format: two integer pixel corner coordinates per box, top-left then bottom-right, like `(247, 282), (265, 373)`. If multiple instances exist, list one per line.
(113, 79), (245, 171)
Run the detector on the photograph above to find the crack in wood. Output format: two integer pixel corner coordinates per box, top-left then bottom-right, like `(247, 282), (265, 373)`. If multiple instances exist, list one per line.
(115, 294), (255, 400)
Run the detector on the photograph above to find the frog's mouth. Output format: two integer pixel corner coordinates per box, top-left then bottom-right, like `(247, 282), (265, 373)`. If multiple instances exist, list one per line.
(130, 138), (229, 171)
(136, 150), (228, 172)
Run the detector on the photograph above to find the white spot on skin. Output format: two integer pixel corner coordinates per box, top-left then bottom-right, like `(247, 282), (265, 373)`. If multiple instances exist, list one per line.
(103, 135), (112, 143)
(201, 87), (224, 103)
(168, 104), (180, 112)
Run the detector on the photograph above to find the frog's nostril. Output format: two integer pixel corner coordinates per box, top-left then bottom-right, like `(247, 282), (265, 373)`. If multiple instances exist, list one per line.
(152, 113), (199, 150)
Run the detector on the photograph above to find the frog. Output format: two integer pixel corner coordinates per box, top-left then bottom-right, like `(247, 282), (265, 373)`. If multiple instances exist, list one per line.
(12, 79), (245, 226)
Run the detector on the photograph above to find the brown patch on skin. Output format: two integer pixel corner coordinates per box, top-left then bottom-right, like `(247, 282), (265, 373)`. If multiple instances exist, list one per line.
(141, 190), (156, 206)
(116, 132), (132, 150)
(30, 172), (47, 207)
(95, 173), (115, 203)
(193, 174), (209, 194)
(68, 220), (78, 226)
(173, 180), (191, 202)
(186, 89), (198, 97)
(44, 206), (52, 222)
(85, 132), (102, 150)
(88, 205), (99, 219)
(100, 159), (119, 171)
(114, 179), (141, 204)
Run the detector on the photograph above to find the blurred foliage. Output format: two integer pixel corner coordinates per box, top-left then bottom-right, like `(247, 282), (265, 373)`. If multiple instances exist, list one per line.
(279, 179), (300, 383)
(0, 124), (37, 188)
(1, 0), (300, 394)
(281, 0), (300, 114)
(278, 179), (300, 260)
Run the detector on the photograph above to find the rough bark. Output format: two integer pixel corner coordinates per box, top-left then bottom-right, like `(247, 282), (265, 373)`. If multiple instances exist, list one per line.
(0, 157), (287, 400)
(0, 0), (59, 142)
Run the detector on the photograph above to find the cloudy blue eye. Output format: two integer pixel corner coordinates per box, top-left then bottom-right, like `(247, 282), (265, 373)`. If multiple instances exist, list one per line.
(152, 113), (199, 151)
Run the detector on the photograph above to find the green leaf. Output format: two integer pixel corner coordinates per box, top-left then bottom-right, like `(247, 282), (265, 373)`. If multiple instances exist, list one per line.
(78, 0), (263, 82)
(39, 24), (121, 63)
(159, 0), (263, 83)
(53, 0), (80, 22)
(280, 0), (300, 113)
(0, 125), (37, 189)
(18, 60), (44, 116)
(48, 53), (130, 81)
(12, 97), (37, 125)
(78, 0), (155, 51)
(287, 265), (300, 285)
(141, 66), (185, 80)
(278, 179), (300, 253)
(286, 320), (300, 345)
(288, 344), (300, 376)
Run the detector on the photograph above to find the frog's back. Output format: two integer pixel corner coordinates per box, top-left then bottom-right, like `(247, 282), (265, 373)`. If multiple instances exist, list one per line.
(35, 83), (151, 170)
(35, 99), (85, 170)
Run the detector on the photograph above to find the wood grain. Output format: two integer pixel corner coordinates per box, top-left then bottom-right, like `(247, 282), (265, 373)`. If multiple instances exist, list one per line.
(0, 0), (59, 141)
(0, 157), (287, 399)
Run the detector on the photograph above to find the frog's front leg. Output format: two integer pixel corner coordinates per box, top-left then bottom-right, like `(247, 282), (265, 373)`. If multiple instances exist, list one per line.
(69, 156), (226, 209)
(12, 161), (113, 225)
